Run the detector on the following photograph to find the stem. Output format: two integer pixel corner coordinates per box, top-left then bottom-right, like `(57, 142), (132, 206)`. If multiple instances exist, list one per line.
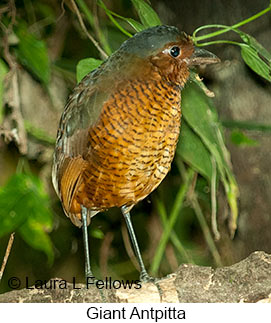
(193, 6), (271, 42)
(76, 0), (94, 26)
(155, 197), (195, 264)
(189, 194), (223, 267)
(98, 0), (132, 37)
(222, 120), (271, 132)
(74, 0), (110, 57)
(195, 40), (243, 47)
(150, 168), (194, 275)
(211, 156), (220, 241)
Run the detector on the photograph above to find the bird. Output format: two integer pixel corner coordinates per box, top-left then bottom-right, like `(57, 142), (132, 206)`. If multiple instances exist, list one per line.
(52, 25), (219, 282)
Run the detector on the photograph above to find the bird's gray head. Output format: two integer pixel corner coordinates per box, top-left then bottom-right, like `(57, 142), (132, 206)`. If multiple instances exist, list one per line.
(119, 25), (184, 58)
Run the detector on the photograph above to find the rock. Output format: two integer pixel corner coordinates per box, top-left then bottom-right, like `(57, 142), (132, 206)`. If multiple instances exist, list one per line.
(0, 251), (270, 303)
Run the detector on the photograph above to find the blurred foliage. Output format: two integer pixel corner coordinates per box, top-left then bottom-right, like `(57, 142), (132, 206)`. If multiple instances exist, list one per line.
(0, 59), (8, 123)
(0, 0), (270, 293)
(130, 0), (161, 27)
(230, 130), (258, 146)
(178, 121), (212, 180)
(0, 172), (53, 263)
(15, 23), (50, 84)
(76, 57), (103, 82)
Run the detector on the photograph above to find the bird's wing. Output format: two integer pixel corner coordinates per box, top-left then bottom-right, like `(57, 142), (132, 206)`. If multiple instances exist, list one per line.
(52, 69), (111, 225)
(52, 54), (146, 225)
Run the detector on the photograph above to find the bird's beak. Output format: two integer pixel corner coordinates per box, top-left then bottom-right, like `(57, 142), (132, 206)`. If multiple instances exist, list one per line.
(187, 47), (220, 66)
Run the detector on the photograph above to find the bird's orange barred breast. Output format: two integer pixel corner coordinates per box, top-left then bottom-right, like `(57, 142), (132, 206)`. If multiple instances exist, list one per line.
(62, 78), (182, 217)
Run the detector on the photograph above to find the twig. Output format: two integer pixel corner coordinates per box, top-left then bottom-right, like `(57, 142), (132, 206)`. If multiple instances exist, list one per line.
(92, 0), (112, 55)
(211, 156), (220, 240)
(57, 0), (66, 23)
(0, 6), (9, 19)
(191, 71), (215, 97)
(10, 70), (28, 155)
(1, 0), (16, 69)
(195, 74), (215, 97)
(69, 0), (108, 59)
(0, 128), (19, 144)
(1, 1), (28, 154)
(0, 233), (15, 282)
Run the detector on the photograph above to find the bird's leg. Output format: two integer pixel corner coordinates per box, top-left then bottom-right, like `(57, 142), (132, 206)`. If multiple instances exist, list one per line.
(81, 205), (94, 280)
(81, 205), (106, 302)
(121, 207), (164, 300)
(121, 206), (151, 282)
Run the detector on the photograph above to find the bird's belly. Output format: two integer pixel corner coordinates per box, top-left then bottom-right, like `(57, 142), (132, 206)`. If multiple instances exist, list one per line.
(80, 128), (180, 210)
(74, 80), (181, 211)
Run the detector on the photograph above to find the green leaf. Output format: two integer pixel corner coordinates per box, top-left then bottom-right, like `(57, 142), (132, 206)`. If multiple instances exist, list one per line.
(182, 83), (239, 237)
(125, 18), (146, 32)
(99, 0), (132, 38)
(78, 0), (112, 55)
(0, 59), (8, 124)
(15, 24), (50, 84)
(240, 44), (271, 82)
(19, 218), (54, 265)
(131, 0), (161, 27)
(177, 120), (212, 180)
(76, 58), (103, 83)
(182, 83), (221, 154)
(90, 228), (104, 239)
(230, 130), (258, 146)
(36, 2), (56, 22)
(98, 0), (145, 33)
(0, 173), (54, 261)
(0, 176), (29, 236)
(238, 31), (271, 62)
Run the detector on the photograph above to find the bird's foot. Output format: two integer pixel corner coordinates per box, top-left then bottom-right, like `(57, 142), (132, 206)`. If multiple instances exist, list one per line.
(85, 275), (107, 303)
(140, 271), (163, 301)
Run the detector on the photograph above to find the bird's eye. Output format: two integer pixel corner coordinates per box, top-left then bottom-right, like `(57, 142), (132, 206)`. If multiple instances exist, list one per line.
(170, 46), (181, 58)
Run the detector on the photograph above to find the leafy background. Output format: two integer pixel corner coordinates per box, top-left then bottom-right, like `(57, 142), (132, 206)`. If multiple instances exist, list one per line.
(0, 0), (271, 293)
